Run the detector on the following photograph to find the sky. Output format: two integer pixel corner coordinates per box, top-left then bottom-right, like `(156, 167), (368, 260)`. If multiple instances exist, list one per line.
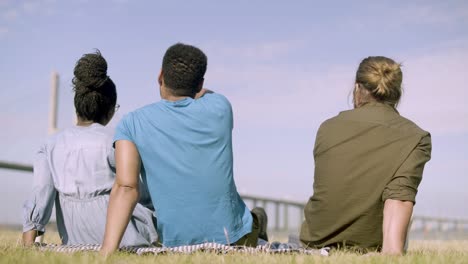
(1, 0), (468, 225)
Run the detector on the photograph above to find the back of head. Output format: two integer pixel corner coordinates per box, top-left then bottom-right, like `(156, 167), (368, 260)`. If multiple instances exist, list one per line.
(355, 56), (403, 107)
(73, 50), (117, 123)
(162, 43), (207, 97)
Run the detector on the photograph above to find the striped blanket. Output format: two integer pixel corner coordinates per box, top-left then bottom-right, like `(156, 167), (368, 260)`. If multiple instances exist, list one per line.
(38, 242), (329, 256)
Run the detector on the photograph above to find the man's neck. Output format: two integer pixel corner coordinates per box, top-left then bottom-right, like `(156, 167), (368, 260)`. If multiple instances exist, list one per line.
(160, 86), (193, 102)
(162, 94), (190, 102)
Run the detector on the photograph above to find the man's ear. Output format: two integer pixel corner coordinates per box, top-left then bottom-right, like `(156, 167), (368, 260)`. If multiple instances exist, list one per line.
(195, 78), (204, 94)
(158, 70), (163, 86)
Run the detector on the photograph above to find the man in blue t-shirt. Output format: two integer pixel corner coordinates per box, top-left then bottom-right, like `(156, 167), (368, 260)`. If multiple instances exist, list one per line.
(100, 43), (267, 253)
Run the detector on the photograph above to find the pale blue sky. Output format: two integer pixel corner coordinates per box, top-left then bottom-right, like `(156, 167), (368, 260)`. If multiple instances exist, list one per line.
(1, 0), (468, 224)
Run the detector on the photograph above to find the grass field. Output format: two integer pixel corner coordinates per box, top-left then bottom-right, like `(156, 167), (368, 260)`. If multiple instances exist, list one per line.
(1, 230), (468, 264)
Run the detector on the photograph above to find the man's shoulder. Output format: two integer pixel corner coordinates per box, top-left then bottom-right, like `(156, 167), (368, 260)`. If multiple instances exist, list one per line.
(196, 93), (232, 116)
(121, 102), (162, 121)
(136, 102), (164, 114)
(199, 92), (230, 104)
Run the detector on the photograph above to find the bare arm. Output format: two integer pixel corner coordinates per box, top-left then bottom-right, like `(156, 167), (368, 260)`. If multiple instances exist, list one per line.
(100, 140), (141, 256)
(382, 199), (413, 255)
(381, 135), (431, 255)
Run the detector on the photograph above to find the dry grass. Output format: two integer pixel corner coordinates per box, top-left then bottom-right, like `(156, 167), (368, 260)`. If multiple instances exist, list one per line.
(1, 230), (468, 264)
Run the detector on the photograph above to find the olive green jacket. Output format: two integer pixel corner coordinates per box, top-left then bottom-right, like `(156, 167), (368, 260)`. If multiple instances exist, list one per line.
(300, 102), (431, 249)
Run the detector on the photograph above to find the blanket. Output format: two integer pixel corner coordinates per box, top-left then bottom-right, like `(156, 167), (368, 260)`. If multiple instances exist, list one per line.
(37, 242), (329, 256)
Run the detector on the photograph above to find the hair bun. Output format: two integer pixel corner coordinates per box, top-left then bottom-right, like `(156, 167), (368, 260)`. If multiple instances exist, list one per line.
(355, 56), (403, 106)
(73, 50), (109, 91)
(373, 59), (402, 98)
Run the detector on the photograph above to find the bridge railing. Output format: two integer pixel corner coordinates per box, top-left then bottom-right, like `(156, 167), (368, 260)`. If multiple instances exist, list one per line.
(240, 194), (305, 233)
(0, 161), (33, 172)
(411, 216), (468, 233)
(2, 160), (468, 238)
(241, 194), (468, 237)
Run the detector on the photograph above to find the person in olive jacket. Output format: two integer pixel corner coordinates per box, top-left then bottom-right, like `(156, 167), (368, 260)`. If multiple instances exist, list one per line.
(300, 56), (431, 255)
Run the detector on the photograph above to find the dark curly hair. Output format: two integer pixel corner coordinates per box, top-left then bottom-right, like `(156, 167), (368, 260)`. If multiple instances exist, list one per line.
(162, 43), (207, 97)
(72, 50), (117, 123)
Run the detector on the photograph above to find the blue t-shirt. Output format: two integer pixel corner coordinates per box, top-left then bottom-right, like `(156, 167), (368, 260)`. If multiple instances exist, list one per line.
(114, 93), (253, 247)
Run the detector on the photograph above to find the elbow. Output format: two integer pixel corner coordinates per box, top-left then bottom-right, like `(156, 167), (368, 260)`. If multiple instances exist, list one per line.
(112, 182), (139, 202)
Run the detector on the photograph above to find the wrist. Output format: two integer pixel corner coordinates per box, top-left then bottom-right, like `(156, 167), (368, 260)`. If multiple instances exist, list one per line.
(99, 243), (117, 256)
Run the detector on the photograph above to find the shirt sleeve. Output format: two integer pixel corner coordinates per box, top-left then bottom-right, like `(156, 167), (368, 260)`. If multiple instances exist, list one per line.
(226, 97), (234, 130)
(107, 147), (116, 174)
(23, 144), (57, 233)
(382, 133), (432, 204)
(204, 93), (234, 130)
(114, 113), (135, 145)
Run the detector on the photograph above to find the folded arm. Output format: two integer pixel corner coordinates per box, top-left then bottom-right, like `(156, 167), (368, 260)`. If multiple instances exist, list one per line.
(100, 140), (141, 255)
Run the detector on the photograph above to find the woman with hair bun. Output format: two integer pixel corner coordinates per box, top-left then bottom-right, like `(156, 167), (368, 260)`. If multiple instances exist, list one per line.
(22, 51), (158, 246)
(300, 56), (432, 254)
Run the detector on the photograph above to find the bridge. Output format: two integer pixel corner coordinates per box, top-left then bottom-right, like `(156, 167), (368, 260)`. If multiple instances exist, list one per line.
(2, 160), (467, 239)
(241, 195), (468, 239)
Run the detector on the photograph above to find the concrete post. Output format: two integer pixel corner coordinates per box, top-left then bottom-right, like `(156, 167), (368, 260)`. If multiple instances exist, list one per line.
(48, 71), (59, 135)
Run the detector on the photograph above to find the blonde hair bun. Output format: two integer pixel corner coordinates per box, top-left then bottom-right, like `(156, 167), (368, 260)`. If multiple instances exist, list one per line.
(356, 56), (403, 106)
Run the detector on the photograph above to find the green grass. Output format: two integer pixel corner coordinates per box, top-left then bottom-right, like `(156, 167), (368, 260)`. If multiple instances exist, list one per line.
(1, 230), (468, 264)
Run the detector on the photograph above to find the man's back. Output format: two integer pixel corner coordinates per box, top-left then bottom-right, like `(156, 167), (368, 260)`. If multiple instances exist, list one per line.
(115, 93), (253, 247)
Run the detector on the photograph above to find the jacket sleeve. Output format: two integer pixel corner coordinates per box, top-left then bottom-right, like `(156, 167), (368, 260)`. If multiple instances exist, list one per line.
(22, 144), (57, 233)
(382, 133), (432, 204)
